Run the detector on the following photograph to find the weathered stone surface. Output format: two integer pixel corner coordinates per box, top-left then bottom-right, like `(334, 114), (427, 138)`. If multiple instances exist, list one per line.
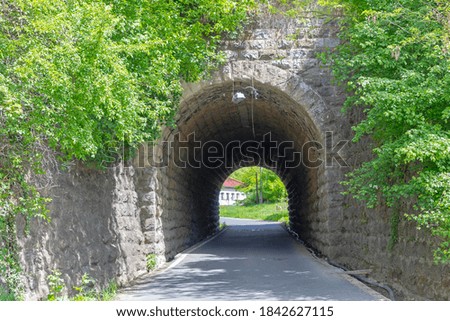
(18, 165), (149, 299)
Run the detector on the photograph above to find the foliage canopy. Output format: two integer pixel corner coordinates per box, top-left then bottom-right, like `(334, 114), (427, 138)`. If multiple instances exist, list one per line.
(230, 166), (287, 204)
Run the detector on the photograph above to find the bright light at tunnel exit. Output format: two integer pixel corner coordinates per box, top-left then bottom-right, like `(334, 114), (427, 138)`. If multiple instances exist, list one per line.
(219, 166), (289, 224)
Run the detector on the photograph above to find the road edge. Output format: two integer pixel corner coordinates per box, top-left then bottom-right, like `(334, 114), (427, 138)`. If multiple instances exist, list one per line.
(281, 223), (389, 301)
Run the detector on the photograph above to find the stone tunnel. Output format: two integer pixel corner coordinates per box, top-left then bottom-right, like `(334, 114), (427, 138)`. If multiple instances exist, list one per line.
(147, 68), (346, 262)
(17, 13), (450, 300)
(132, 14), (350, 263)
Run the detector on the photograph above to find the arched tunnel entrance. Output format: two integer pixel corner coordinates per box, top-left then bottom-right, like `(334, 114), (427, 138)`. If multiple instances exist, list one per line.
(140, 65), (346, 262)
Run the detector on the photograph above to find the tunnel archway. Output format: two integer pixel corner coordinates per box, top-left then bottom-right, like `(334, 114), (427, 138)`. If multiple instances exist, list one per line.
(148, 61), (344, 261)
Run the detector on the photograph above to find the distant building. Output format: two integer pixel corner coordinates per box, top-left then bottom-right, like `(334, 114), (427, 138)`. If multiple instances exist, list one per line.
(219, 178), (246, 206)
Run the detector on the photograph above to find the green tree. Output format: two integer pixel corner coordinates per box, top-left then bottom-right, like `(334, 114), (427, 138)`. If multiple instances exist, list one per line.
(0, 0), (256, 299)
(318, 0), (450, 263)
(230, 167), (287, 204)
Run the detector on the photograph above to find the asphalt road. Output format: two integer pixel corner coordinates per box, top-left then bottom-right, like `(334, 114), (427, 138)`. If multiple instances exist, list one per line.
(117, 218), (384, 301)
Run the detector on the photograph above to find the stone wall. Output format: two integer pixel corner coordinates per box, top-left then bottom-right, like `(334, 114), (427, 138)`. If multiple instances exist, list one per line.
(336, 201), (450, 300)
(18, 164), (152, 300)
(334, 121), (450, 300)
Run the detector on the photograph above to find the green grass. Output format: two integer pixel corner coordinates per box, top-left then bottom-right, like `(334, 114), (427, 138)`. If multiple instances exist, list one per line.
(220, 202), (289, 224)
(0, 278), (117, 302)
(0, 286), (15, 301)
(70, 280), (118, 301)
(146, 254), (157, 272)
(97, 281), (118, 301)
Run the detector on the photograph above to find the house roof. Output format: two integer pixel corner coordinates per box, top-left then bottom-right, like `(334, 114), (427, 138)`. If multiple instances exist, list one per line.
(223, 177), (244, 188)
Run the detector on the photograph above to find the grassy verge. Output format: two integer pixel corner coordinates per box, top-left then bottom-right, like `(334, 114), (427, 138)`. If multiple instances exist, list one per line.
(0, 285), (15, 301)
(69, 280), (118, 301)
(220, 202), (289, 224)
(0, 277), (118, 301)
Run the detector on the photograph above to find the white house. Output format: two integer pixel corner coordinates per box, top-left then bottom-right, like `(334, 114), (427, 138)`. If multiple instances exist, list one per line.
(219, 178), (246, 206)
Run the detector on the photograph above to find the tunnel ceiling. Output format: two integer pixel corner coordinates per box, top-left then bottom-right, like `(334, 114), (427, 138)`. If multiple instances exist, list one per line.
(176, 80), (321, 146)
(169, 80), (323, 184)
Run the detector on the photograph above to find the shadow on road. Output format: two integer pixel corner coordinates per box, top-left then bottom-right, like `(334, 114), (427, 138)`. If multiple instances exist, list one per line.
(118, 219), (378, 301)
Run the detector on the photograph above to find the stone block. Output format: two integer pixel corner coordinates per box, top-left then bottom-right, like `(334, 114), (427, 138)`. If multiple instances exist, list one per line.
(241, 50), (259, 60)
